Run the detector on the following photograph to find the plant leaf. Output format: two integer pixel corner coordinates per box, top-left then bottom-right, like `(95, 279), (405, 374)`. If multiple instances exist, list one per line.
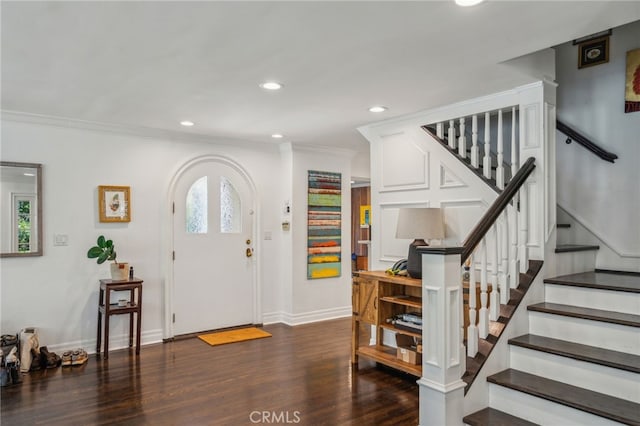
(109, 250), (117, 262)
(97, 252), (109, 264)
(105, 239), (113, 249)
(87, 247), (103, 258)
(97, 235), (106, 248)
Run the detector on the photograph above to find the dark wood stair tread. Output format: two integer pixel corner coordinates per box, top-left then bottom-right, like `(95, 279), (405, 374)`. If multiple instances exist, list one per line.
(544, 270), (640, 293)
(528, 302), (640, 327)
(487, 369), (640, 425)
(557, 223), (571, 228)
(463, 407), (538, 426)
(555, 244), (600, 253)
(509, 334), (640, 373)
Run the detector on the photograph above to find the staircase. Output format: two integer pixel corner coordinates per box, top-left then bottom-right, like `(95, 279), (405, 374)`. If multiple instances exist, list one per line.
(464, 270), (640, 425)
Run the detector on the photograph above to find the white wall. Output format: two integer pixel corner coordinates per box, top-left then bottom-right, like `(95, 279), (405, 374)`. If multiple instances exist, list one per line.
(287, 145), (352, 323)
(555, 20), (640, 271)
(0, 117), (291, 351)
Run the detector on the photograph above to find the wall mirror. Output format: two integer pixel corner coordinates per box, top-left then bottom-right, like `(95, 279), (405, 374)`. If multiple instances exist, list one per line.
(0, 162), (42, 257)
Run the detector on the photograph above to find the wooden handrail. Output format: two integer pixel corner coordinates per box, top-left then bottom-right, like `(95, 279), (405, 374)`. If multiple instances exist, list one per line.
(461, 157), (536, 264)
(556, 120), (617, 163)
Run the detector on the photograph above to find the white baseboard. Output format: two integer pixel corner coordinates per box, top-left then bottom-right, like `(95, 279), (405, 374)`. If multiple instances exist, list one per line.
(45, 329), (164, 355)
(262, 306), (351, 326)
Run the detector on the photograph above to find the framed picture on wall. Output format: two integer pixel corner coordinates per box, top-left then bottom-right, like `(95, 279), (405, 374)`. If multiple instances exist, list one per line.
(625, 48), (640, 113)
(98, 185), (131, 222)
(578, 36), (609, 69)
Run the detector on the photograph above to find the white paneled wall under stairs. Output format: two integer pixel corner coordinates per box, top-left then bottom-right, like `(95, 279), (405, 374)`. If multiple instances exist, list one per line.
(464, 271), (640, 426)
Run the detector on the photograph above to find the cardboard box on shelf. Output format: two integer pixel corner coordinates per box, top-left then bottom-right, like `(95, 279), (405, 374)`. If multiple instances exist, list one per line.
(396, 334), (422, 365)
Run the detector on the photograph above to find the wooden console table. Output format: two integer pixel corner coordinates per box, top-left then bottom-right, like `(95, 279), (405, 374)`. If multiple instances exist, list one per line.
(352, 271), (422, 376)
(96, 278), (143, 359)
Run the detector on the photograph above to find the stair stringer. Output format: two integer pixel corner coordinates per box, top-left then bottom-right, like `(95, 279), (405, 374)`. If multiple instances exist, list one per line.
(463, 265), (546, 416)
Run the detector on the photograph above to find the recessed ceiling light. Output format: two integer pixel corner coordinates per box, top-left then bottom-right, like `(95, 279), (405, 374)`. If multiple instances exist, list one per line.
(180, 120), (195, 127)
(455, 0), (485, 6)
(260, 81), (283, 90)
(24, 173), (35, 177)
(368, 106), (388, 113)
(271, 134), (284, 139)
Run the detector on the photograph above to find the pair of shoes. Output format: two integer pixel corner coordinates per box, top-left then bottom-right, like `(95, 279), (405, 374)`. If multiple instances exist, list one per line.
(61, 351), (72, 367)
(71, 349), (88, 366)
(39, 347), (61, 369)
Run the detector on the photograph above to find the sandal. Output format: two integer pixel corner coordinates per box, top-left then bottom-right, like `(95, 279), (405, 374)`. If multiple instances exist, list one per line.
(71, 349), (88, 366)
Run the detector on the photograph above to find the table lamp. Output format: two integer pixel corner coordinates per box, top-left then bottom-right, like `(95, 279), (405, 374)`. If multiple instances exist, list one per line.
(396, 208), (445, 279)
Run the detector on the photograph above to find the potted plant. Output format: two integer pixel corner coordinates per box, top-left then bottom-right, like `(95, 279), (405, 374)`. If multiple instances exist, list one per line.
(87, 235), (129, 280)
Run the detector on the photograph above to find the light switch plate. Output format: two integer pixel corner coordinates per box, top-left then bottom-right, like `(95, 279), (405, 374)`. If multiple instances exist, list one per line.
(53, 234), (68, 246)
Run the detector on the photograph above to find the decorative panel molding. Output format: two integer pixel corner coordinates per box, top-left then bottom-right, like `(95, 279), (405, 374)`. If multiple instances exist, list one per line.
(522, 104), (540, 148)
(447, 287), (461, 368)
(380, 132), (429, 192)
(439, 199), (487, 244)
(378, 201), (430, 262)
(545, 102), (557, 243)
(424, 285), (439, 367)
(439, 163), (466, 189)
(526, 181), (540, 248)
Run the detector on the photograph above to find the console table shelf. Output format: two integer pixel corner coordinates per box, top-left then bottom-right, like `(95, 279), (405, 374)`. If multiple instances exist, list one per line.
(357, 345), (422, 376)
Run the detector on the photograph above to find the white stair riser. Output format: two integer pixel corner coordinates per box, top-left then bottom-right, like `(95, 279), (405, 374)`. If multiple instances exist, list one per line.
(553, 251), (596, 276)
(489, 383), (623, 426)
(528, 312), (640, 355)
(545, 284), (640, 315)
(510, 346), (640, 403)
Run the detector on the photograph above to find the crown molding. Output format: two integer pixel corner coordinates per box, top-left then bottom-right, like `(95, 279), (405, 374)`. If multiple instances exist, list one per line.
(0, 110), (279, 152)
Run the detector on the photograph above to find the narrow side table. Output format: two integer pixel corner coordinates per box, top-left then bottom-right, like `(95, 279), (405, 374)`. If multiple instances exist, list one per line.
(97, 277), (143, 359)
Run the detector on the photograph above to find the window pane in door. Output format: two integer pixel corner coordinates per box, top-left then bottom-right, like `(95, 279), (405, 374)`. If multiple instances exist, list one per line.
(220, 177), (241, 233)
(186, 176), (207, 233)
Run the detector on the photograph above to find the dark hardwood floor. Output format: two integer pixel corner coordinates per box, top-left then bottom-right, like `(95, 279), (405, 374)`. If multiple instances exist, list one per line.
(1, 318), (419, 425)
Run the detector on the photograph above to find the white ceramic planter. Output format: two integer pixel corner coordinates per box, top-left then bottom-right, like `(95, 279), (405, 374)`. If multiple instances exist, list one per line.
(110, 262), (129, 281)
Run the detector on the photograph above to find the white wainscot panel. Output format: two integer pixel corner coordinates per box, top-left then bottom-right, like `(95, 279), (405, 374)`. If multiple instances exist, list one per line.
(440, 199), (486, 244)
(527, 181), (540, 247)
(380, 132), (429, 192)
(439, 163), (466, 189)
(379, 202), (430, 262)
(522, 103), (540, 148)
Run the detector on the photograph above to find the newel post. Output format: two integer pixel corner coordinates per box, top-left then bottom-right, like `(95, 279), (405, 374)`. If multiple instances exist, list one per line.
(417, 246), (465, 426)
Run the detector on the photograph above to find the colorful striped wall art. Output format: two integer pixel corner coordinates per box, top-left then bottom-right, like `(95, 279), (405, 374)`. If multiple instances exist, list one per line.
(307, 170), (342, 279)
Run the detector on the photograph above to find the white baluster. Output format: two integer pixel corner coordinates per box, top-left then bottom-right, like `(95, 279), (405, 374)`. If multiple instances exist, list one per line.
(448, 119), (456, 149)
(500, 211), (510, 304)
(510, 197), (520, 288)
(458, 117), (466, 158)
(471, 114), (479, 169)
(483, 112), (491, 179)
(437, 122), (444, 139)
(511, 107), (518, 182)
(519, 185), (529, 273)
(479, 238), (489, 339)
(496, 109), (505, 189)
(490, 225), (500, 321)
(466, 253), (478, 357)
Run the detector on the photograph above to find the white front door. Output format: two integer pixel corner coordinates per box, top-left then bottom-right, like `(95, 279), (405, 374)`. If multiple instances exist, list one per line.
(172, 160), (255, 335)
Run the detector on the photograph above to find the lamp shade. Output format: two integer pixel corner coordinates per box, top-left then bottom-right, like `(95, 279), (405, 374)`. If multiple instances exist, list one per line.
(396, 208), (445, 240)
(396, 208), (445, 279)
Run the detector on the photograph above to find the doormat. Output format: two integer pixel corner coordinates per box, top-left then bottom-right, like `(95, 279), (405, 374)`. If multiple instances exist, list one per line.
(197, 327), (272, 347)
